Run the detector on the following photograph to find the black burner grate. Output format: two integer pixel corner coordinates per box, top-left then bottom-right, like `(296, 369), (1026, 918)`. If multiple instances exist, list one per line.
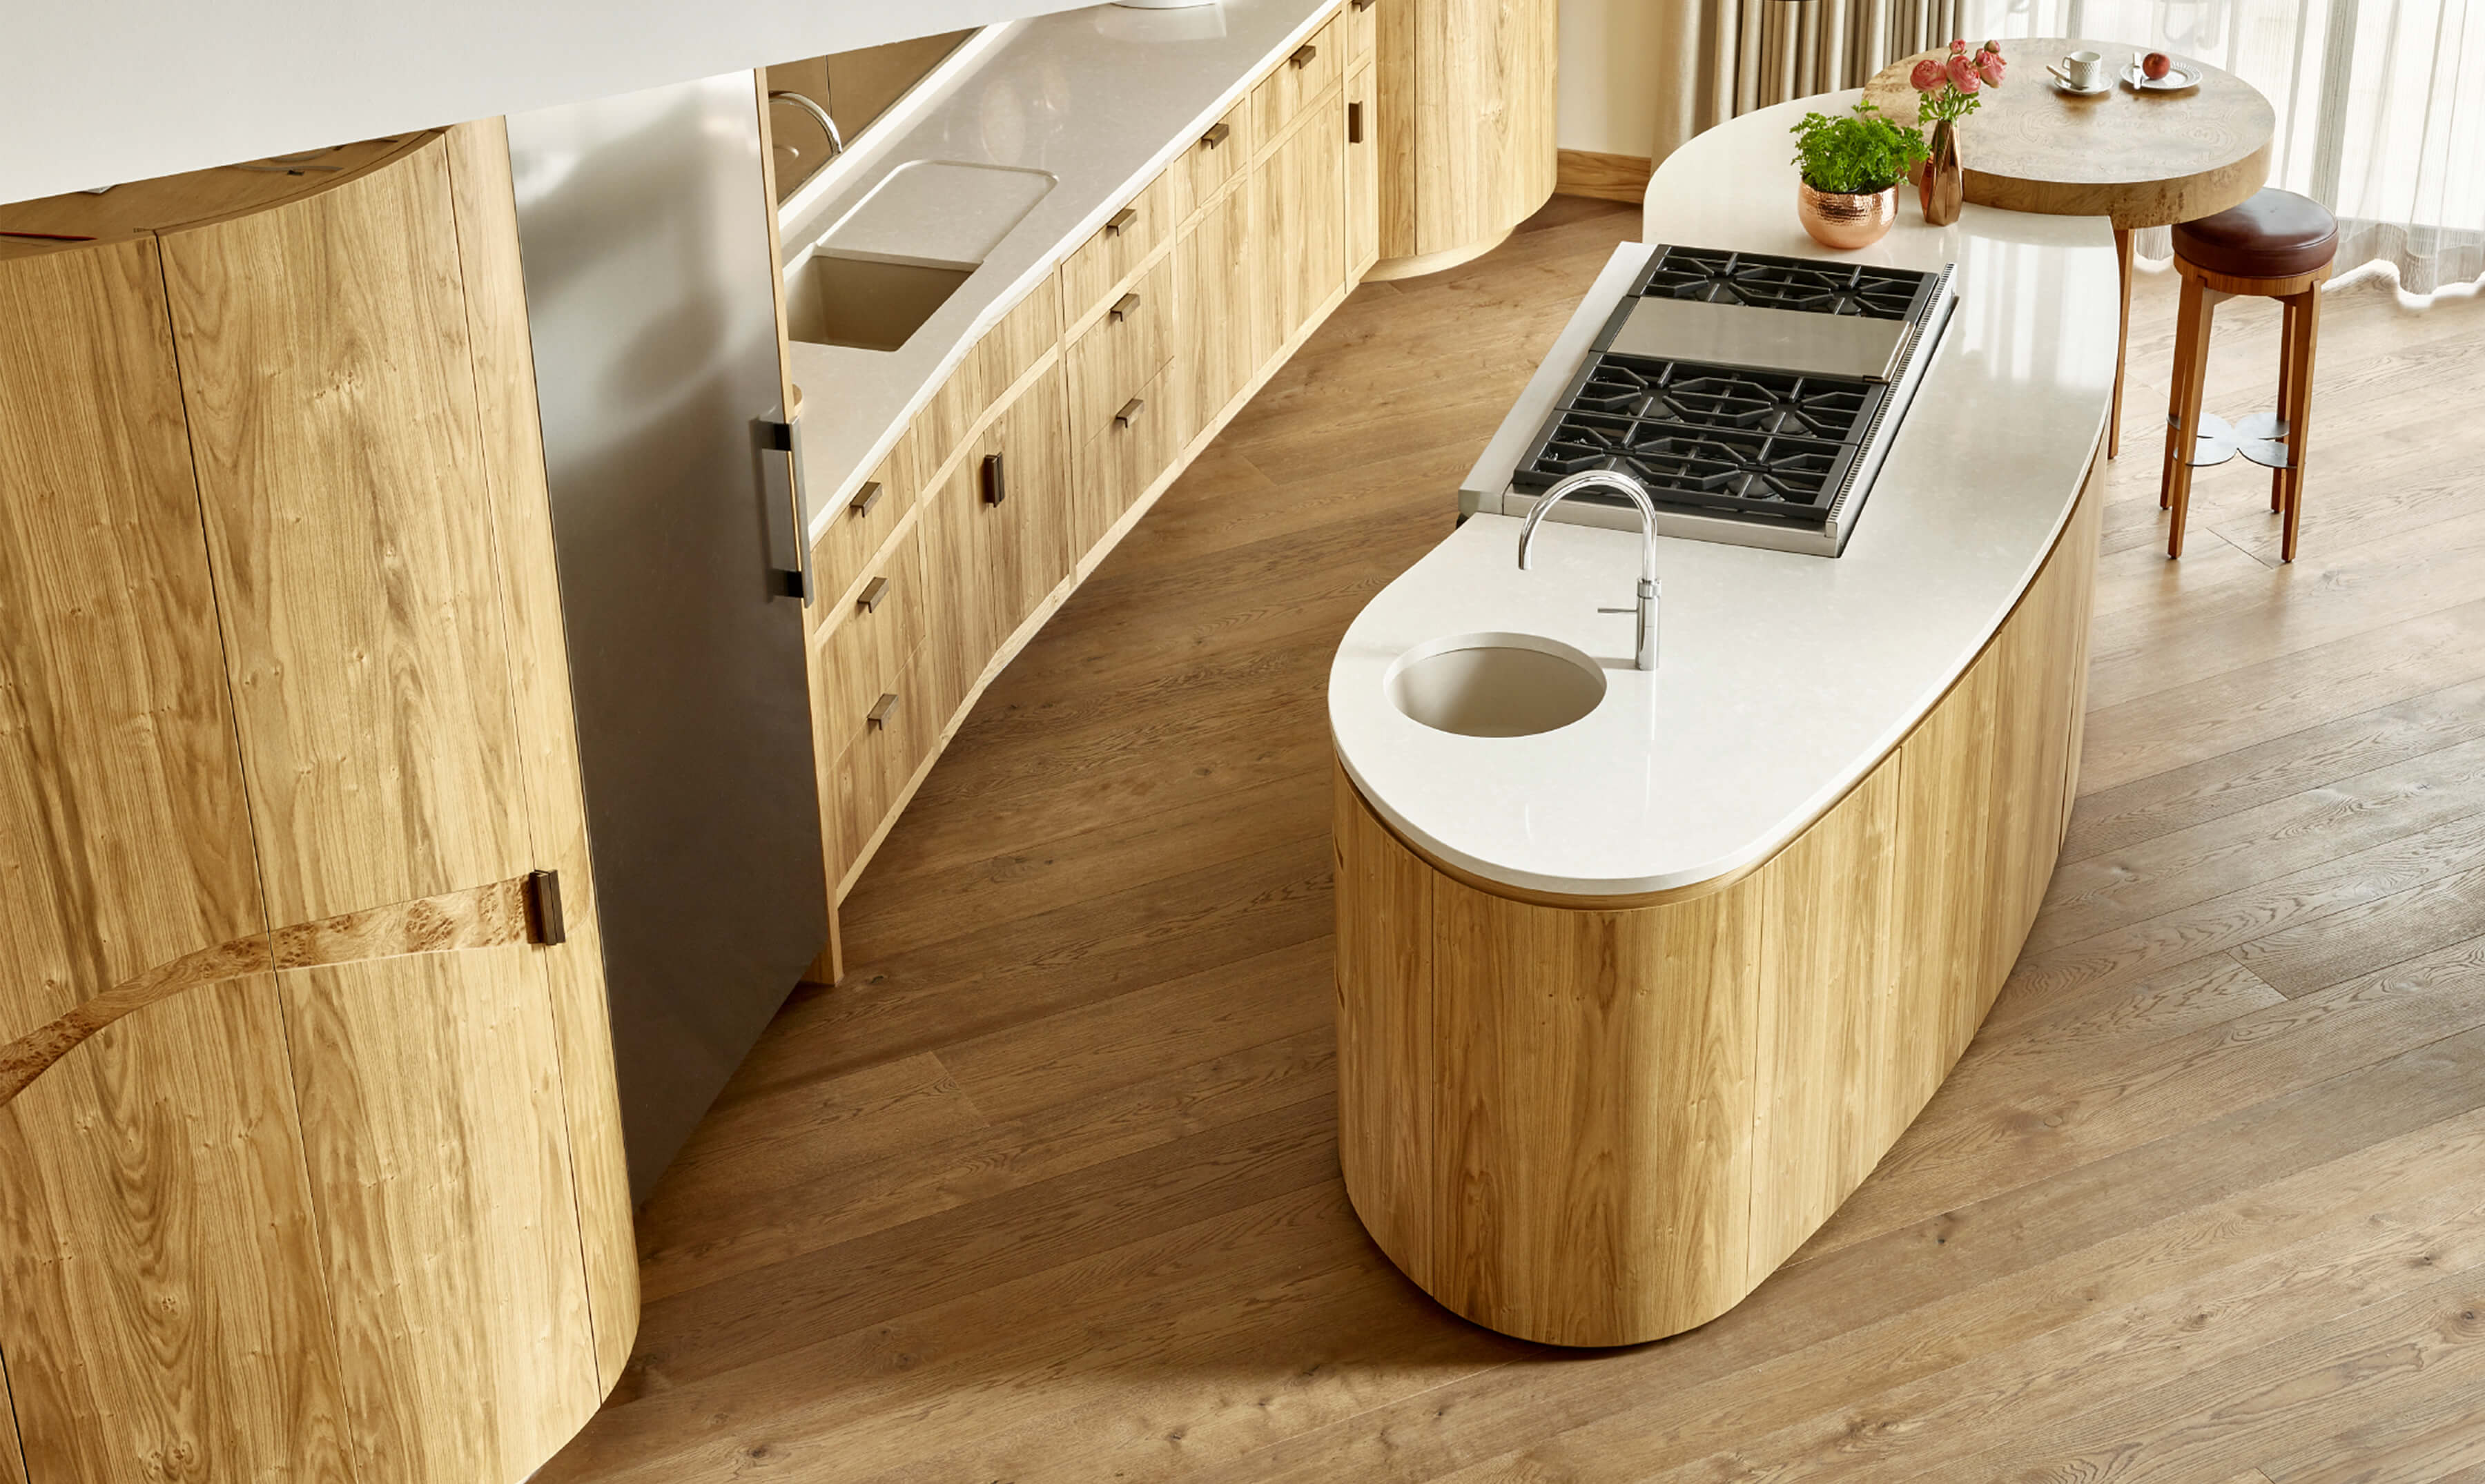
(1630, 244), (1933, 322)
(1513, 353), (1886, 526)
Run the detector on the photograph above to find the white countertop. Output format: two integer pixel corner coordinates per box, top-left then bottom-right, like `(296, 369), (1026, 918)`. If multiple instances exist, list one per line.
(787, 0), (1336, 545)
(1328, 91), (2118, 898)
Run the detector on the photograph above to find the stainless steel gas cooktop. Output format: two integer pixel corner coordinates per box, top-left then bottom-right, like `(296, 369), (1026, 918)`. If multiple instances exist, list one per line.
(1468, 244), (1957, 558)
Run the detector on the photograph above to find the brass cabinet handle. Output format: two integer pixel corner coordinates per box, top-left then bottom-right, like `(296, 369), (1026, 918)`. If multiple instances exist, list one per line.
(858, 576), (890, 612)
(1201, 121), (1232, 150)
(867, 692), (899, 730)
(981, 451), (1007, 505)
(1115, 398), (1147, 429)
(1349, 101), (1365, 144)
(849, 480), (884, 518)
(1111, 292), (1142, 324)
(1106, 206), (1139, 237)
(1291, 42), (1319, 68)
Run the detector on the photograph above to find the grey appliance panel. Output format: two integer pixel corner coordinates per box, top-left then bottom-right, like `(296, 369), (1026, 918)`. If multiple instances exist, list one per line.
(1609, 297), (1910, 382)
(507, 72), (826, 1200)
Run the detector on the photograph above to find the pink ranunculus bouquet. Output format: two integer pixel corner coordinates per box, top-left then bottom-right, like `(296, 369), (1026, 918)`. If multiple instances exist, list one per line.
(1916, 38), (2006, 125)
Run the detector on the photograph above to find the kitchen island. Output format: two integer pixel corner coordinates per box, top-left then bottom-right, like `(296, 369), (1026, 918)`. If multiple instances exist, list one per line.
(1329, 92), (2118, 1346)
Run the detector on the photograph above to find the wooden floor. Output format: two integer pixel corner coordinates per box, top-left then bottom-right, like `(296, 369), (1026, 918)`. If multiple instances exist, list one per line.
(540, 198), (2485, 1483)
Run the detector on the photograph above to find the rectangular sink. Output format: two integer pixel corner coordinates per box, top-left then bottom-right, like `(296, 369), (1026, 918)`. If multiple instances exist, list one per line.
(782, 161), (1057, 354)
(786, 255), (974, 353)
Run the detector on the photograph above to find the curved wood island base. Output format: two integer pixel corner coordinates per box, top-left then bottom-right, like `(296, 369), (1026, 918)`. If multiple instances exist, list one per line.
(1336, 456), (2102, 1347)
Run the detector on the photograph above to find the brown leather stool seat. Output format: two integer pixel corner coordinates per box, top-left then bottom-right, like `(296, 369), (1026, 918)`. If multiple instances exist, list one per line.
(2160, 188), (2339, 563)
(2172, 189), (2339, 280)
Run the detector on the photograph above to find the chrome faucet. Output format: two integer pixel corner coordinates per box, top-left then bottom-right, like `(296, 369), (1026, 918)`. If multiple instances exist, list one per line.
(1516, 469), (1661, 671)
(768, 90), (846, 162)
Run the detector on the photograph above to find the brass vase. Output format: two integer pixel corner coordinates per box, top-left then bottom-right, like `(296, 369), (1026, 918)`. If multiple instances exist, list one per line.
(1920, 119), (1965, 226)
(1795, 180), (1898, 251)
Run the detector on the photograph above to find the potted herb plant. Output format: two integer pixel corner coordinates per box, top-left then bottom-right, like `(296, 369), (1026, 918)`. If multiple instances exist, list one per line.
(1788, 99), (1928, 250)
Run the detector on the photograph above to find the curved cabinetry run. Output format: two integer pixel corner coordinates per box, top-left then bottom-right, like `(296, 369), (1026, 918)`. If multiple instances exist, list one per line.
(1335, 458), (2102, 1347)
(1369, 0), (1559, 280)
(0, 126), (633, 1482)
(805, 6), (1381, 934)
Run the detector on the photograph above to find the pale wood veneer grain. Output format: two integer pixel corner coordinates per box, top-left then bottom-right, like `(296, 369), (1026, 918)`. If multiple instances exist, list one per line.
(1336, 451), (2105, 1345)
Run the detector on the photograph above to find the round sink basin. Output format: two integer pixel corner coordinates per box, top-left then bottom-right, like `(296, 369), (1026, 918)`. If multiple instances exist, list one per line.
(1385, 634), (1607, 739)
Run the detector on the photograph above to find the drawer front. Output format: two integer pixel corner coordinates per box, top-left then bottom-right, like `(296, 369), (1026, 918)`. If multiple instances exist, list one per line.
(825, 639), (943, 894)
(919, 276), (1061, 482)
(1251, 15), (1342, 144)
(1345, 0), (1374, 68)
(1066, 251), (1176, 439)
(818, 521), (930, 768)
(1178, 98), (1254, 215)
(1061, 168), (1177, 324)
(809, 432), (917, 614)
(1071, 363), (1180, 555)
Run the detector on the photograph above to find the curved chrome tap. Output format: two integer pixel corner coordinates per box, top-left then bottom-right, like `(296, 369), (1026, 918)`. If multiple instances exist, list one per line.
(768, 90), (846, 162)
(1516, 469), (1661, 671)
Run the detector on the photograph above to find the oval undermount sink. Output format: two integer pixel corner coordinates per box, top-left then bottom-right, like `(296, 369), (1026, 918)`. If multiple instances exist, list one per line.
(1385, 634), (1607, 738)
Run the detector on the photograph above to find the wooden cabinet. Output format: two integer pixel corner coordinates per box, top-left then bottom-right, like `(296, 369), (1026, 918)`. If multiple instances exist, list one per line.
(803, 1), (1385, 930)
(1176, 181), (1258, 446)
(814, 430), (919, 609)
(0, 125), (632, 1484)
(1370, 0), (1559, 279)
(1251, 85), (1349, 363)
(1345, 60), (1381, 280)
(922, 359), (1073, 710)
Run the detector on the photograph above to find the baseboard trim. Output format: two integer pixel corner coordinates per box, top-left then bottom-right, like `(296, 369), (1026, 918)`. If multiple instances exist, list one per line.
(1556, 149), (1653, 205)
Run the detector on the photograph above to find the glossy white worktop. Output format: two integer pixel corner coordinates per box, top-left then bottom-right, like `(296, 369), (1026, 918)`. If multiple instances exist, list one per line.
(787, 0), (1335, 546)
(1329, 92), (2118, 897)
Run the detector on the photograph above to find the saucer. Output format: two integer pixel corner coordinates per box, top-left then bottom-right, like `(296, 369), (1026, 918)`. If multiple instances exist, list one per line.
(2121, 63), (2201, 92)
(2047, 70), (2112, 96)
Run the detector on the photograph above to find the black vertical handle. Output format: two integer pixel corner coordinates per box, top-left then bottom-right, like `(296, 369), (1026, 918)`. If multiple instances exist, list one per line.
(982, 451), (1007, 506)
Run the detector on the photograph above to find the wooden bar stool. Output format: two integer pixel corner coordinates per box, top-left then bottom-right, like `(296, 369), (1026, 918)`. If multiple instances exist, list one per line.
(2161, 188), (2339, 560)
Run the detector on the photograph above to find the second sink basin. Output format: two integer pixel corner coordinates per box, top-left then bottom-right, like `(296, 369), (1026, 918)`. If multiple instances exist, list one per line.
(1386, 634), (1607, 738)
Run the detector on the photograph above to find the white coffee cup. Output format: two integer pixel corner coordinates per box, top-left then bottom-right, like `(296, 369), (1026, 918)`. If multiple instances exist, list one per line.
(2056, 50), (2105, 89)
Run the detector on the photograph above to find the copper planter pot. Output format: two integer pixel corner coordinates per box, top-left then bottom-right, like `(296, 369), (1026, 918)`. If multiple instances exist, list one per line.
(1796, 182), (1898, 251)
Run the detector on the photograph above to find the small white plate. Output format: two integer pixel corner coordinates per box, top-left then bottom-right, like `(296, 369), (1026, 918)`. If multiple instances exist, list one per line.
(2046, 69), (2112, 97)
(2121, 63), (2201, 92)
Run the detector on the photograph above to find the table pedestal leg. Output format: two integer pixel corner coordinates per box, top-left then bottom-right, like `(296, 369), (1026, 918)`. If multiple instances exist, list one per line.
(2111, 225), (2134, 460)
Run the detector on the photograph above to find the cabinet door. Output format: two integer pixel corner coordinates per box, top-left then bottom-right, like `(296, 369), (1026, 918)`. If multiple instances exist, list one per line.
(1345, 60), (1380, 280)
(1176, 182), (1256, 446)
(1250, 94), (1349, 363)
(922, 360), (1073, 710)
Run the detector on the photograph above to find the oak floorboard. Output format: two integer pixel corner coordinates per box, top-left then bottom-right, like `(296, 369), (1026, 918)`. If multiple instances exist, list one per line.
(534, 202), (2485, 1483)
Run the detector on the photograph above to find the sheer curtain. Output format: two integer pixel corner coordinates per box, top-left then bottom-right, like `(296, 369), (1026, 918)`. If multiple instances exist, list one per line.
(1648, 0), (1969, 164)
(1968, 0), (2484, 292)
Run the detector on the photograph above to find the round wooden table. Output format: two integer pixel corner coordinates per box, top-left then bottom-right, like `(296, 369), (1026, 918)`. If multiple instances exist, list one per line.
(1864, 39), (2275, 456)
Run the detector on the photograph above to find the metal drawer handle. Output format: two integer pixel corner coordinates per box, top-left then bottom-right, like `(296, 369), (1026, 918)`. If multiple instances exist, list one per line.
(867, 692), (899, 730)
(858, 576), (890, 612)
(1105, 206), (1139, 237)
(1201, 121), (1232, 150)
(849, 480), (884, 518)
(981, 451), (1007, 505)
(1111, 292), (1142, 324)
(1291, 42), (1319, 68)
(1115, 398), (1147, 429)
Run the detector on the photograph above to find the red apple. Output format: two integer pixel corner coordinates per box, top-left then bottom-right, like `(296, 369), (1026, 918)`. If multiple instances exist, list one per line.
(2143, 51), (2172, 80)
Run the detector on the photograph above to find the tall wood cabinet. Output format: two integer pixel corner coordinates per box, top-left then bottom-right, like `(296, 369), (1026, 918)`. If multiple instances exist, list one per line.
(1370, 0), (1559, 279)
(0, 126), (634, 1484)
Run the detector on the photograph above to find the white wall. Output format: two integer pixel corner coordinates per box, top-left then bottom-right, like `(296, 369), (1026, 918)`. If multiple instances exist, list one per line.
(0, 0), (1086, 205)
(1555, 0), (1654, 158)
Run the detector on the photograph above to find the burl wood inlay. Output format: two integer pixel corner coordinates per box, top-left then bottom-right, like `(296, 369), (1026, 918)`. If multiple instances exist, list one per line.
(0, 875), (553, 1111)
